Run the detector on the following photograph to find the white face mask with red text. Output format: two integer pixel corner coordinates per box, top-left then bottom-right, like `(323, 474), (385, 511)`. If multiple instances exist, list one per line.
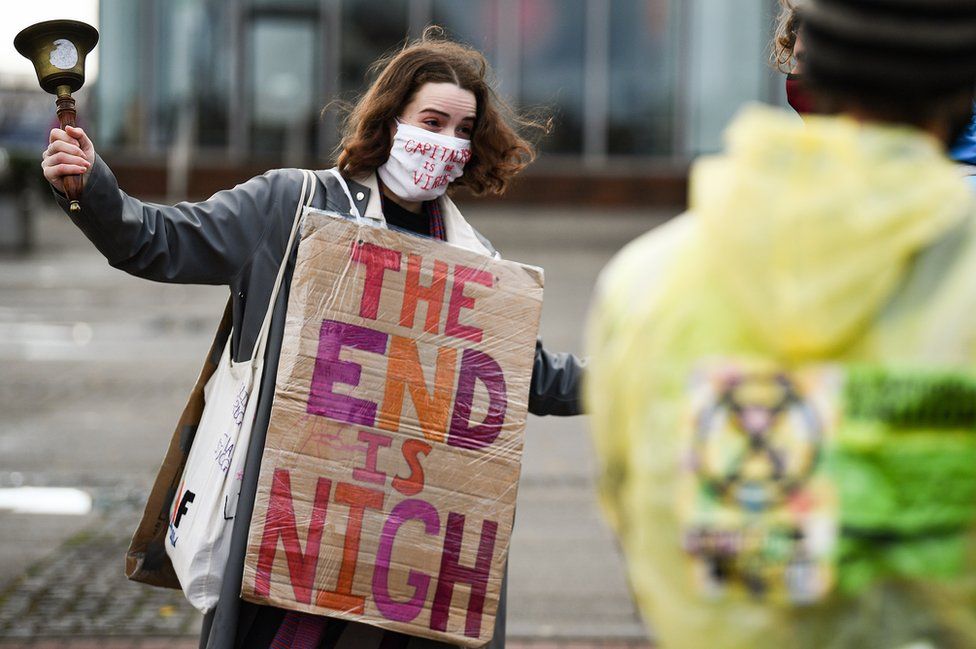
(377, 121), (472, 202)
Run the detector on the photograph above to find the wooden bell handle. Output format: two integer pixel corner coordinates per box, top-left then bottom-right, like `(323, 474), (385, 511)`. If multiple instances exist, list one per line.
(56, 87), (82, 213)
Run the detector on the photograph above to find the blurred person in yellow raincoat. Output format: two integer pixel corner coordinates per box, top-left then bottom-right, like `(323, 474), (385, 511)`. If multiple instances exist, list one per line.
(585, 0), (976, 647)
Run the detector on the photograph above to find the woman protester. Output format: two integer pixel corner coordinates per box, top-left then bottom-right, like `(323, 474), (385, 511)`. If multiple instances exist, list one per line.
(42, 29), (583, 649)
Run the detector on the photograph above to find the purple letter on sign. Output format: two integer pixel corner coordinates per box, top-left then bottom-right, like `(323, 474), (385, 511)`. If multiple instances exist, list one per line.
(308, 319), (388, 426)
(429, 513), (498, 638)
(372, 499), (441, 622)
(447, 349), (507, 450)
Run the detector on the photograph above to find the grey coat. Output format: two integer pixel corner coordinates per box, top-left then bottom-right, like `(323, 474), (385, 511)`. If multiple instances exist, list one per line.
(55, 157), (583, 649)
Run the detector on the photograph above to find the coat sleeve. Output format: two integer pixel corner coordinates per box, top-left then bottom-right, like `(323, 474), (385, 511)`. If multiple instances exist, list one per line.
(53, 155), (289, 285)
(528, 339), (586, 416)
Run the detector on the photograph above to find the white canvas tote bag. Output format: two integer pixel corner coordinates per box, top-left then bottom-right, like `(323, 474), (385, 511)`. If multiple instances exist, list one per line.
(165, 170), (317, 612)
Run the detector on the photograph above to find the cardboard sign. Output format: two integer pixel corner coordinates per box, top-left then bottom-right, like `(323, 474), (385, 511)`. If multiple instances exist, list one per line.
(242, 210), (544, 646)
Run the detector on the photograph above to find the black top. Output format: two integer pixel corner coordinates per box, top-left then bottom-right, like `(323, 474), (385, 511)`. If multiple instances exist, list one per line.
(380, 191), (430, 237)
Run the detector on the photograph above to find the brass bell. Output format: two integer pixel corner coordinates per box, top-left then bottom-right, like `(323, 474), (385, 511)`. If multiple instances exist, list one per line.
(14, 20), (99, 213)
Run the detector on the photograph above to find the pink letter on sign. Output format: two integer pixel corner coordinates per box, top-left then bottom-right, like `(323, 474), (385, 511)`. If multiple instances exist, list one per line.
(254, 469), (332, 604)
(372, 499), (441, 623)
(448, 349), (508, 450)
(352, 430), (393, 485)
(430, 513), (498, 638)
(445, 265), (493, 343)
(351, 241), (402, 320)
(308, 319), (388, 426)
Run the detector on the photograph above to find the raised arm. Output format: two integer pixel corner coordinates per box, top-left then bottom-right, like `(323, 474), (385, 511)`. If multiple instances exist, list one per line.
(42, 126), (286, 285)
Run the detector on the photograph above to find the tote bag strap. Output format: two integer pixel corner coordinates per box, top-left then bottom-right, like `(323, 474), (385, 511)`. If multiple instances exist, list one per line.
(247, 169), (317, 365)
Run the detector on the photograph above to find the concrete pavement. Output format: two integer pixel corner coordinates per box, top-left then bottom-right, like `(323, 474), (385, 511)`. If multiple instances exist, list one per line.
(0, 202), (671, 645)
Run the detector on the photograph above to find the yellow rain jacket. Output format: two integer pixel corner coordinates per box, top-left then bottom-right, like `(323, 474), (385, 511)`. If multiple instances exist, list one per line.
(586, 105), (976, 649)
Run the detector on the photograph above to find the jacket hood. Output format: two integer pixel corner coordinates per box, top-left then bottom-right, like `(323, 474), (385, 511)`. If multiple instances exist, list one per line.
(691, 105), (972, 360)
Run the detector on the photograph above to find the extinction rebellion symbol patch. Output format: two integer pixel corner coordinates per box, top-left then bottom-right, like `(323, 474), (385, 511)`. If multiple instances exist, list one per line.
(678, 361), (841, 606)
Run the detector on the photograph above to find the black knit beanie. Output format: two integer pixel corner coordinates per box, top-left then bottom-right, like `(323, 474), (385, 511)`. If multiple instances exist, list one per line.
(801, 0), (976, 99)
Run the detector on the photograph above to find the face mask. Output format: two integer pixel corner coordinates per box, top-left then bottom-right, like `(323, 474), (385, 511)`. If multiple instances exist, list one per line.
(377, 121), (472, 202)
(786, 73), (816, 115)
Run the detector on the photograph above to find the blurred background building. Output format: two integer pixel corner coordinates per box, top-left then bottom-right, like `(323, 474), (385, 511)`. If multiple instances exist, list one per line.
(4, 0), (786, 206)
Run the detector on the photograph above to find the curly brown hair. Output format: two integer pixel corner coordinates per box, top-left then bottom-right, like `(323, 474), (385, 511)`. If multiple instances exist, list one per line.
(771, 0), (804, 73)
(335, 27), (547, 196)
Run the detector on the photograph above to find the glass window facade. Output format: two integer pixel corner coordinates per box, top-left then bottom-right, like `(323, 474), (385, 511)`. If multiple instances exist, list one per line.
(249, 16), (319, 158)
(431, 1), (498, 69)
(519, 0), (585, 154)
(192, 1), (234, 148)
(684, 0), (777, 154)
(96, 0), (145, 149)
(340, 0), (409, 94)
(608, 0), (677, 156)
(152, 0), (226, 149)
(95, 0), (782, 165)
